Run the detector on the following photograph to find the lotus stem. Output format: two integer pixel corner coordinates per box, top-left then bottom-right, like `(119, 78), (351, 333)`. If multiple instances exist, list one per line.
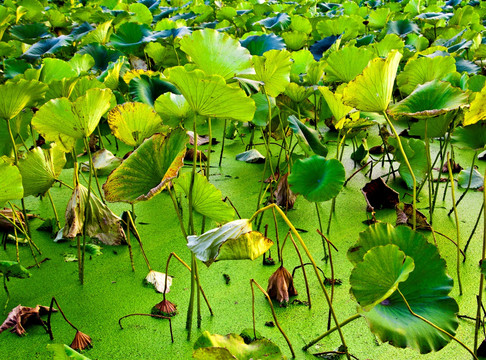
(378, 124), (396, 181)
(168, 187), (187, 239)
(288, 233), (311, 308)
(126, 211), (151, 271)
(302, 313), (360, 351)
(118, 313), (173, 343)
(474, 169), (486, 354)
(250, 279), (295, 358)
(383, 112), (417, 230)
(47, 297), (79, 340)
(194, 257), (202, 328)
(3, 275), (9, 313)
(447, 153), (462, 295)
(219, 119), (227, 167)
(8, 201), (38, 266)
(186, 254), (196, 339)
(464, 204), (483, 259)
(317, 230), (336, 330)
(47, 190), (61, 231)
(424, 120), (434, 224)
(271, 207), (281, 263)
(249, 204), (352, 360)
(397, 289), (477, 359)
(315, 203), (328, 261)
(206, 118), (212, 180)
(431, 130), (452, 214)
(434, 230), (466, 259)
(125, 211), (135, 272)
(448, 150), (478, 216)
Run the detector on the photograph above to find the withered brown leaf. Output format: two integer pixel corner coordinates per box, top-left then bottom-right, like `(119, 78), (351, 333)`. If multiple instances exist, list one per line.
(273, 173), (297, 210)
(267, 266), (298, 306)
(0, 304), (56, 336)
(361, 178), (399, 212)
(395, 202), (431, 230)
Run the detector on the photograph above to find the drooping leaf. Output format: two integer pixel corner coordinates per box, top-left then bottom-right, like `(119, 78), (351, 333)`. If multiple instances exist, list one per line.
(154, 93), (192, 127)
(361, 178), (399, 212)
(80, 149), (121, 176)
(250, 92), (277, 127)
(0, 79), (47, 120)
(453, 123), (486, 151)
(273, 173), (297, 210)
(103, 129), (188, 203)
(350, 244), (414, 311)
(176, 172), (234, 223)
(78, 44), (123, 72)
(386, 20), (419, 37)
(128, 75), (179, 106)
(309, 35), (340, 61)
(347, 223), (458, 354)
(10, 23), (51, 44)
(267, 265), (298, 305)
(17, 145), (66, 197)
(287, 115), (328, 157)
(0, 158), (23, 208)
(318, 86), (356, 128)
(395, 202), (431, 230)
(22, 35), (73, 61)
(288, 156), (345, 203)
(187, 219), (272, 266)
(144, 270), (172, 293)
(108, 102), (167, 147)
(343, 49), (402, 112)
(240, 34), (286, 56)
(32, 88), (113, 152)
(180, 28), (252, 80)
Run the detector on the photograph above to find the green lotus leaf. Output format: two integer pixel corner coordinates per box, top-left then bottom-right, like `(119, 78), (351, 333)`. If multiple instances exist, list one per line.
(0, 110), (31, 157)
(255, 13), (291, 31)
(103, 129), (188, 203)
(80, 149), (121, 176)
(165, 67), (255, 122)
(409, 111), (455, 139)
(388, 137), (427, 189)
(22, 36), (73, 61)
(187, 219), (272, 266)
(180, 28), (252, 80)
(0, 158), (23, 208)
(99, 56), (128, 90)
(247, 50), (292, 97)
(0, 79), (47, 120)
(39, 58), (77, 84)
(235, 149), (265, 163)
(386, 20), (419, 37)
(290, 49), (314, 80)
(10, 23), (51, 44)
(109, 22), (151, 53)
(350, 244), (414, 312)
(128, 74), (179, 107)
(388, 80), (468, 118)
(68, 53), (95, 75)
(176, 172), (234, 223)
(129, 3), (152, 25)
(32, 88), (113, 152)
(17, 145), (66, 197)
(250, 93), (278, 127)
(457, 167), (484, 189)
(287, 115), (327, 157)
(47, 344), (91, 360)
(464, 85), (486, 126)
(290, 15), (312, 34)
(0, 261), (30, 279)
(63, 183), (126, 245)
(281, 31), (307, 51)
(283, 83), (313, 103)
(324, 46), (374, 83)
(319, 86), (355, 127)
(348, 223), (458, 353)
(68, 76), (106, 101)
(154, 93), (192, 127)
(368, 8), (391, 29)
(108, 102), (167, 147)
(80, 20), (113, 46)
(454, 122), (486, 151)
(239, 34), (286, 56)
(342, 49), (402, 112)
(78, 44), (123, 72)
(288, 155), (345, 203)
(396, 56), (456, 96)
(371, 34), (404, 58)
(193, 331), (283, 360)
(3, 59), (32, 80)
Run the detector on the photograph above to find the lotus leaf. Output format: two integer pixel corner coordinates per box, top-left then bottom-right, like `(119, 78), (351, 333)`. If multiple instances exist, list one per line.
(180, 28), (252, 80)
(0, 79), (47, 120)
(103, 129), (188, 203)
(0, 261), (30, 279)
(386, 20), (419, 37)
(165, 67), (255, 122)
(281, 31), (307, 51)
(128, 74), (179, 106)
(108, 102), (167, 147)
(9, 23), (51, 44)
(235, 149), (265, 163)
(80, 149), (121, 176)
(371, 34), (404, 58)
(350, 244), (415, 311)
(319, 86), (355, 128)
(348, 223), (458, 353)
(288, 156), (345, 202)
(47, 344), (91, 360)
(240, 34), (286, 56)
(343, 50), (402, 112)
(453, 122), (486, 151)
(32, 88), (113, 152)
(0, 158), (23, 208)
(457, 167), (484, 189)
(309, 35), (340, 61)
(324, 46), (374, 83)
(187, 219), (272, 266)
(78, 44), (123, 72)
(250, 93), (277, 127)
(464, 85), (486, 126)
(255, 13), (291, 31)
(68, 54), (95, 75)
(154, 93), (192, 127)
(176, 172), (234, 223)
(388, 137), (427, 189)
(388, 80), (468, 118)
(287, 115), (328, 157)
(22, 36), (73, 61)
(17, 145), (66, 197)
(247, 50), (291, 98)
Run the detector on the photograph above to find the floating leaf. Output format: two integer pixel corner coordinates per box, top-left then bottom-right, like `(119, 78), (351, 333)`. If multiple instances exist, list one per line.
(103, 129), (188, 203)
(457, 167), (484, 189)
(187, 219), (272, 266)
(288, 156), (345, 203)
(176, 172), (234, 223)
(108, 102), (166, 147)
(236, 149), (265, 163)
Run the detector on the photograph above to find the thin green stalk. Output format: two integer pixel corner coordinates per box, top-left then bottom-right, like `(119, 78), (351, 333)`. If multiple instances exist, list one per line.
(315, 203), (328, 260)
(432, 132), (451, 214)
(447, 154), (462, 295)
(125, 211), (135, 271)
(250, 279), (295, 358)
(397, 289), (476, 359)
(302, 313), (360, 350)
(86, 137), (105, 204)
(249, 204), (351, 360)
(186, 253), (196, 338)
(3, 276), (10, 313)
(219, 119), (227, 167)
(424, 121), (434, 224)
(126, 211), (151, 271)
(473, 169), (486, 354)
(448, 150), (477, 216)
(47, 190), (60, 231)
(383, 112), (416, 229)
(288, 234), (311, 308)
(168, 187), (187, 239)
(8, 201), (38, 266)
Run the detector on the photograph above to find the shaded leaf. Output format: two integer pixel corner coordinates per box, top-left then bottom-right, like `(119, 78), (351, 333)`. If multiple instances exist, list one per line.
(240, 34), (286, 56)
(287, 115), (327, 157)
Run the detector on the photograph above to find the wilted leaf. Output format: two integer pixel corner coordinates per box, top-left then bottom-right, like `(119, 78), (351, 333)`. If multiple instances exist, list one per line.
(273, 173), (297, 210)
(396, 202), (431, 230)
(267, 266), (298, 305)
(144, 270), (172, 293)
(361, 178), (400, 212)
(0, 304), (54, 336)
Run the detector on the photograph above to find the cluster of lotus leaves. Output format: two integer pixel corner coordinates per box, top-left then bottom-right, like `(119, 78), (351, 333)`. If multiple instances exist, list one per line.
(348, 223), (458, 354)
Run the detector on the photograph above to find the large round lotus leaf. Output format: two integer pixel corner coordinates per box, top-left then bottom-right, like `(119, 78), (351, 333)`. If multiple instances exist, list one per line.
(288, 155), (345, 203)
(108, 102), (167, 147)
(255, 13), (291, 31)
(388, 80), (468, 118)
(347, 223), (459, 353)
(396, 56), (456, 96)
(180, 28), (252, 80)
(39, 58), (77, 84)
(103, 129), (188, 203)
(0, 79), (47, 120)
(240, 34), (286, 56)
(109, 22), (151, 52)
(176, 172), (234, 223)
(9, 23), (51, 44)
(350, 244), (415, 312)
(372, 34), (404, 58)
(324, 46), (374, 83)
(0, 261), (31, 279)
(193, 331), (283, 360)
(343, 49), (401, 112)
(32, 88), (113, 152)
(187, 219), (272, 266)
(22, 36), (73, 61)
(246, 49), (292, 98)
(78, 44), (123, 72)
(165, 67), (255, 122)
(17, 145), (66, 197)
(463, 85), (486, 126)
(0, 159), (23, 208)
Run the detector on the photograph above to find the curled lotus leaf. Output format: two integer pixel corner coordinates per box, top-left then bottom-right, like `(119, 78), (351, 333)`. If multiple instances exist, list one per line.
(0, 261), (31, 279)
(350, 244), (415, 311)
(103, 129), (188, 203)
(288, 155), (345, 203)
(80, 149), (121, 176)
(187, 219), (273, 266)
(0, 158), (23, 208)
(343, 49), (402, 112)
(388, 80), (468, 118)
(347, 223), (459, 354)
(318, 86), (355, 128)
(108, 102), (167, 147)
